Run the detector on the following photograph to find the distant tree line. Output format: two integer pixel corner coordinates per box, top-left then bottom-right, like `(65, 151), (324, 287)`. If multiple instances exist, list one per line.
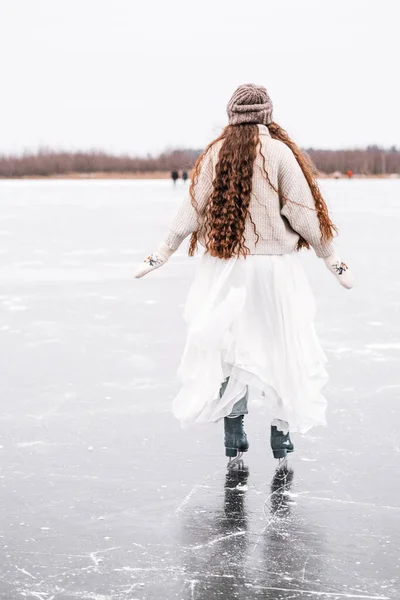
(0, 145), (399, 178)
(0, 148), (201, 178)
(306, 145), (400, 176)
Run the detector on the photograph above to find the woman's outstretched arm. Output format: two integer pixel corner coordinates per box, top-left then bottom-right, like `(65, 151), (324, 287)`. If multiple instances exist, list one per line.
(135, 153), (214, 278)
(278, 144), (354, 289)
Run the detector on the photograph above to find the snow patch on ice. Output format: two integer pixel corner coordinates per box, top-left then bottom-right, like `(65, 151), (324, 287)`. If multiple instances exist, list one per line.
(4, 304), (28, 311)
(17, 441), (46, 448)
(377, 384), (400, 393)
(367, 343), (400, 351)
(327, 347), (352, 354)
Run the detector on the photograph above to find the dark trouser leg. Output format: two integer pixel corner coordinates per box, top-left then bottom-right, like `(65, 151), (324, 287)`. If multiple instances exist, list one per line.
(219, 377), (249, 417)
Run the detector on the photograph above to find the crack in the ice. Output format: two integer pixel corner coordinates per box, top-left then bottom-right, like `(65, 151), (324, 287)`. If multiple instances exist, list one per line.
(244, 584), (389, 599)
(175, 483), (206, 515)
(174, 465), (226, 515)
(87, 547), (121, 572)
(250, 476), (291, 553)
(15, 566), (37, 580)
(189, 530), (246, 550)
(189, 578), (197, 600)
(301, 556), (311, 584)
(300, 494), (400, 511)
(24, 592), (54, 600)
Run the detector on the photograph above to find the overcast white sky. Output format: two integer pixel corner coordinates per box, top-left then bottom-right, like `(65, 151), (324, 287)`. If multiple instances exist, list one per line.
(0, 0), (399, 155)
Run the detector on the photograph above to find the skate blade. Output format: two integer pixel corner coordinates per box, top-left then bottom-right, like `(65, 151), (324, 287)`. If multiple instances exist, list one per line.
(276, 457), (289, 471)
(227, 452), (244, 470)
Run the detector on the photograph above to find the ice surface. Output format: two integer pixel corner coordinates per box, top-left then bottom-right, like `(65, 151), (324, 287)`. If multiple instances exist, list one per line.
(0, 179), (399, 599)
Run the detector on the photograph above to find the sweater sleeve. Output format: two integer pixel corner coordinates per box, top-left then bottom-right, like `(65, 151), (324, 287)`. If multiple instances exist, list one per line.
(278, 144), (335, 258)
(163, 150), (214, 252)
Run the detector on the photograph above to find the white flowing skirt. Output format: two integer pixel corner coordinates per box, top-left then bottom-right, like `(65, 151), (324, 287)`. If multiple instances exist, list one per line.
(172, 253), (328, 434)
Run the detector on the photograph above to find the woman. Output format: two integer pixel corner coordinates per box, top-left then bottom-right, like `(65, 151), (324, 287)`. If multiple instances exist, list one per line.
(135, 84), (354, 462)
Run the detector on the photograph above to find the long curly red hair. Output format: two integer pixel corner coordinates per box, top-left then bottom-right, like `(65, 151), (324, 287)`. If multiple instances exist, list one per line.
(188, 122), (337, 258)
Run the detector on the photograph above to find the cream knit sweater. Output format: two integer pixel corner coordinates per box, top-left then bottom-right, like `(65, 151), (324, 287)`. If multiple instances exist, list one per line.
(163, 124), (335, 259)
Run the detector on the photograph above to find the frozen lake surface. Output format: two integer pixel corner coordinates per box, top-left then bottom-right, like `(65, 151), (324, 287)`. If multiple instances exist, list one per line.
(0, 178), (399, 599)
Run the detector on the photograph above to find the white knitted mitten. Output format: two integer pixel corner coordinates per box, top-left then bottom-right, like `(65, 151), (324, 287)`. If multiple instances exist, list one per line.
(323, 251), (354, 289)
(134, 243), (174, 278)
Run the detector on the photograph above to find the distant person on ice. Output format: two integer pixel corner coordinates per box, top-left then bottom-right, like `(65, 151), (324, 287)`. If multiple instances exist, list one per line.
(182, 170), (188, 183)
(171, 169), (179, 185)
(136, 84), (354, 464)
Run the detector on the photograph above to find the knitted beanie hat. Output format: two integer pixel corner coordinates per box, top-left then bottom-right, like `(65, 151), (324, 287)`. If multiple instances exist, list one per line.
(227, 84), (273, 126)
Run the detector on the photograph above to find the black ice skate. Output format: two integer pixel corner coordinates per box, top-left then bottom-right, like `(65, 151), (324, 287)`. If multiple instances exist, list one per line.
(224, 415), (249, 460)
(270, 425), (294, 460)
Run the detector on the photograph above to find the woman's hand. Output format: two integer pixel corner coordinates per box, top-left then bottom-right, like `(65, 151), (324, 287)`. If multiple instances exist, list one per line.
(134, 243), (174, 279)
(323, 252), (354, 289)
